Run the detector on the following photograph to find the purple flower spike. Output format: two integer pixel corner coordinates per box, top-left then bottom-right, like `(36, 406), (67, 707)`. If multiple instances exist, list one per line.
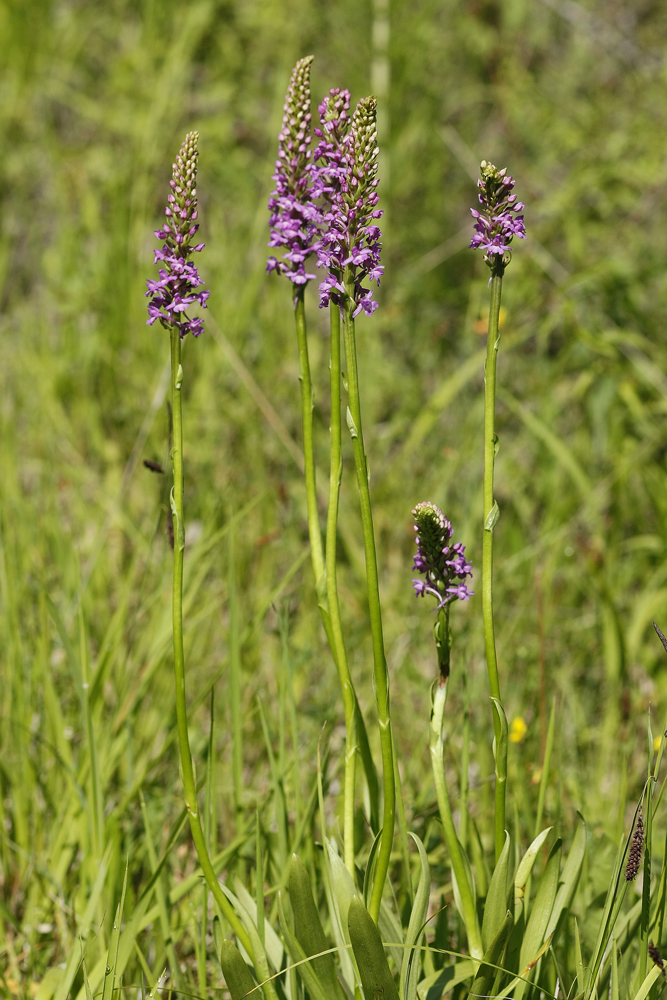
(266, 56), (321, 288)
(313, 94), (383, 317)
(146, 131), (209, 338)
(411, 501), (474, 609)
(469, 160), (526, 271)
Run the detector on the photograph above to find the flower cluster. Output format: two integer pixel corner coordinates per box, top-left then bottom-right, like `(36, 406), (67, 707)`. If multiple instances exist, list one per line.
(146, 131), (209, 338)
(469, 160), (526, 268)
(625, 810), (644, 882)
(310, 87), (351, 309)
(314, 94), (383, 316)
(649, 942), (665, 977)
(411, 502), (474, 608)
(266, 56), (321, 288)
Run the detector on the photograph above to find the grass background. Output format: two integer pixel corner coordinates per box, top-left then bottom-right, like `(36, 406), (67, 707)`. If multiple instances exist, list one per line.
(2, 0), (667, 991)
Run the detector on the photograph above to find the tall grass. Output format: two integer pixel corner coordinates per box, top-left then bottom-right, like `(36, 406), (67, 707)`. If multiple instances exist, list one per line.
(2, 0), (667, 993)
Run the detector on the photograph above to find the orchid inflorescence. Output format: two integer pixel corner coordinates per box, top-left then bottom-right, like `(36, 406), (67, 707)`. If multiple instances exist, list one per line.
(411, 501), (474, 609)
(266, 56), (320, 287)
(469, 160), (526, 268)
(146, 131), (210, 338)
(266, 59), (384, 317)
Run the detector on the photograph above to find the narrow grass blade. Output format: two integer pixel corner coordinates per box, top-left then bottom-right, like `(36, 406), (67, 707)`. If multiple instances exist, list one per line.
(52, 850), (110, 1000)
(101, 861), (128, 1000)
(632, 965), (662, 1000)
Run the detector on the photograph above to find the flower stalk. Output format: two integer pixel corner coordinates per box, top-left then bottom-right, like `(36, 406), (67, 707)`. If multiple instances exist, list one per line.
(147, 132), (260, 971)
(342, 272), (394, 922)
(268, 65), (364, 876)
(324, 94), (394, 921)
(326, 301), (358, 876)
(411, 503), (480, 957)
(470, 160), (525, 862)
(483, 270), (505, 861)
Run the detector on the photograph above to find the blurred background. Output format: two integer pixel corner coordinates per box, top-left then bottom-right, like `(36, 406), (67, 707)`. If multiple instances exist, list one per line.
(2, 0), (667, 986)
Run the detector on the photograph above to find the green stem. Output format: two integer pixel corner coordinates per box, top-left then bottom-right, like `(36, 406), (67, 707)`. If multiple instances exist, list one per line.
(326, 304), (358, 877)
(169, 326), (254, 960)
(342, 274), (395, 923)
(430, 678), (483, 960)
(294, 288), (329, 621)
(294, 288), (360, 874)
(460, 695), (470, 852)
(483, 270), (506, 862)
(229, 521), (243, 833)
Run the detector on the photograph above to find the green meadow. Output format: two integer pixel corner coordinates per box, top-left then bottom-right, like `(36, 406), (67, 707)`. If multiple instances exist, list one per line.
(2, 0), (667, 995)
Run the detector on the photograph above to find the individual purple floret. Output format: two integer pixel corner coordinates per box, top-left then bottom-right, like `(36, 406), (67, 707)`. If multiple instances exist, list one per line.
(313, 94), (383, 317)
(266, 56), (321, 289)
(412, 502), (474, 609)
(469, 160), (526, 268)
(146, 131), (209, 338)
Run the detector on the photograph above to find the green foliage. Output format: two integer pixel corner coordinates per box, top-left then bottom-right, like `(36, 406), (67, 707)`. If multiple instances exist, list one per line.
(219, 940), (257, 1000)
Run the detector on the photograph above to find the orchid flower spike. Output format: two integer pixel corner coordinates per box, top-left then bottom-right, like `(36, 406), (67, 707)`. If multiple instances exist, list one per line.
(470, 160), (526, 272)
(146, 131), (209, 338)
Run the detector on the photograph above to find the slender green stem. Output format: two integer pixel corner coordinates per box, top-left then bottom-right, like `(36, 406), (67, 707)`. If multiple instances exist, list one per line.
(294, 289), (329, 617)
(460, 695), (470, 852)
(169, 327), (254, 960)
(342, 275), (395, 923)
(430, 678), (483, 960)
(483, 270), (507, 861)
(294, 288), (360, 873)
(326, 304), (358, 876)
(228, 521), (243, 832)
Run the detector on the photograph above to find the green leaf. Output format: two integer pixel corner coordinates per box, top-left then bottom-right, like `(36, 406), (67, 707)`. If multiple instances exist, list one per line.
(400, 834), (431, 1000)
(545, 814), (586, 940)
(468, 909), (513, 1000)
(417, 961), (476, 1000)
(327, 838), (356, 932)
(574, 917), (586, 996)
(514, 828), (552, 918)
(347, 895), (400, 1000)
(485, 499), (500, 531)
(491, 699), (508, 782)
(632, 966), (662, 1000)
(355, 697), (381, 834)
(101, 861), (128, 1000)
(363, 827), (384, 909)
(220, 939), (258, 1000)
(379, 898), (406, 974)
(514, 838), (562, 999)
(483, 831), (512, 951)
(322, 839), (357, 994)
(233, 877), (284, 975)
(278, 891), (330, 1000)
(288, 854), (347, 1000)
(451, 837), (477, 926)
(220, 882), (281, 1000)
(611, 938), (619, 1000)
(597, 900), (641, 985)
(52, 850), (110, 1000)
